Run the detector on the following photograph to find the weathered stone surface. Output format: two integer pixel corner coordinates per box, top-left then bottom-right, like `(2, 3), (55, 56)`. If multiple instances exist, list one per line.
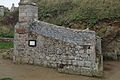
(19, 1), (38, 23)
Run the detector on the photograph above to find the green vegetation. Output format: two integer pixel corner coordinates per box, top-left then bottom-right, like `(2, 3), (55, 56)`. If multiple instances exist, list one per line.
(0, 10), (18, 26)
(0, 25), (14, 38)
(1, 0), (120, 30)
(0, 42), (13, 49)
(0, 78), (13, 80)
(0, 9), (18, 38)
(0, 33), (14, 38)
(34, 0), (120, 28)
(1, 0), (120, 29)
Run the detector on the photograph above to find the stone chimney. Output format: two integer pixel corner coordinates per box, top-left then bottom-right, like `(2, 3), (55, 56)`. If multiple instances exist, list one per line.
(12, 3), (15, 7)
(10, 3), (15, 12)
(19, 0), (38, 23)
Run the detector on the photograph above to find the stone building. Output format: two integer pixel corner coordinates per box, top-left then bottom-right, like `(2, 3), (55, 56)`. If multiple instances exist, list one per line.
(10, 3), (18, 12)
(14, 0), (103, 77)
(0, 5), (5, 17)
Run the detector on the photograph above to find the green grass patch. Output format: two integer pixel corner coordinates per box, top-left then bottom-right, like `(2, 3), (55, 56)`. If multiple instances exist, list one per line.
(0, 42), (13, 49)
(33, 0), (120, 27)
(0, 25), (14, 38)
(0, 78), (13, 80)
(0, 32), (14, 38)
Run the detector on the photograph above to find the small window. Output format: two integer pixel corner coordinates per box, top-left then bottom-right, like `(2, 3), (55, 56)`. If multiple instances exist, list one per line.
(88, 46), (91, 49)
(83, 45), (91, 49)
(28, 40), (36, 47)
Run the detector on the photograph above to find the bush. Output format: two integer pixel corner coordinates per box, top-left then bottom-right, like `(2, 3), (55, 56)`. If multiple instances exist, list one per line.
(0, 78), (13, 80)
(0, 32), (14, 38)
(0, 10), (18, 26)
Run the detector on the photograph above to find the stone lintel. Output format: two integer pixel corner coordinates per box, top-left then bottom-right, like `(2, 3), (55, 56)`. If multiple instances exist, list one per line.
(16, 28), (28, 34)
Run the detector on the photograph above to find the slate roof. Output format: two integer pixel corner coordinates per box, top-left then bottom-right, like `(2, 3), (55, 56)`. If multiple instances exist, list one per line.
(30, 20), (96, 45)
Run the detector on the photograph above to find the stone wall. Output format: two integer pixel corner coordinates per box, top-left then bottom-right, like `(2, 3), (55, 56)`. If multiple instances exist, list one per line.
(0, 6), (4, 17)
(0, 38), (13, 42)
(1, 49), (14, 60)
(10, 3), (18, 12)
(14, 0), (103, 77)
(14, 21), (103, 77)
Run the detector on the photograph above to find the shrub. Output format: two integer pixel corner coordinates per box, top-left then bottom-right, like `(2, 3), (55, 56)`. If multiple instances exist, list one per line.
(0, 32), (14, 38)
(0, 78), (13, 80)
(0, 10), (18, 26)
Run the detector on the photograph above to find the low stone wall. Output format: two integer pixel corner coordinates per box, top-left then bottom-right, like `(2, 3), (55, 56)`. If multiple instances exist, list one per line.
(0, 49), (13, 60)
(0, 38), (13, 42)
(14, 21), (103, 77)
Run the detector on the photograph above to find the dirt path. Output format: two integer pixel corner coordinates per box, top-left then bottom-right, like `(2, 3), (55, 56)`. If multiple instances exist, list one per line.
(0, 56), (120, 80)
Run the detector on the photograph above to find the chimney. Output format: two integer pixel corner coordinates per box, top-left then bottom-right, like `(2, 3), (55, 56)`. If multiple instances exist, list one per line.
(10, 3), (15, 12)
(12, 3), (15, 7)
(19, 0), (38, 23)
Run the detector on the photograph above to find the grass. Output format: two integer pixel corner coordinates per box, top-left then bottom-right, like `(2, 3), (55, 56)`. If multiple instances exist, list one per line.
(0, 42), (13, 49)
(0, 78), (13, 80)
(34, 0), (120, 27)
(0, 33), (14, 38)
(0, 25), (14, 38)
(0, 25), (14, 49)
